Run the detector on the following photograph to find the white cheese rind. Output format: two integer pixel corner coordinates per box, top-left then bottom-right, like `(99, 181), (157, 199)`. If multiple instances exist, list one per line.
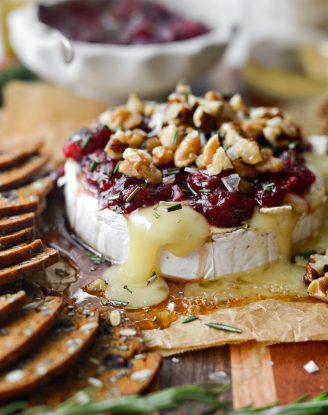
(65, 160), (323, 281)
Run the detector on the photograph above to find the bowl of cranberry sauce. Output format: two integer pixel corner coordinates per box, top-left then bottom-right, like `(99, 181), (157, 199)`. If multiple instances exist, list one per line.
(8, 0), (232, 98)
(64, 125), (315, 229)
(38, 0), (210, 45)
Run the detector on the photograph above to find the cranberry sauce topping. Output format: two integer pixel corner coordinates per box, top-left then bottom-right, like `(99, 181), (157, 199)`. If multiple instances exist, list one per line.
(70, 129), (315, 228)
(38, 0), (210, 45)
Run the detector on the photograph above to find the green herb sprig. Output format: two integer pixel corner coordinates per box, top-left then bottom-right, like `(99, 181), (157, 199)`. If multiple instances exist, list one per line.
(4, 385), (328, 415)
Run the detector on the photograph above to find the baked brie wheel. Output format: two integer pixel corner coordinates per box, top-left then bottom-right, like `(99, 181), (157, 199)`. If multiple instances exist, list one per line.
(63, 85), (327, 307)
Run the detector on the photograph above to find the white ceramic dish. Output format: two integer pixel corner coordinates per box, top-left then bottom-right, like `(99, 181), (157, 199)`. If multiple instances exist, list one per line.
(8, 0), (233, 100)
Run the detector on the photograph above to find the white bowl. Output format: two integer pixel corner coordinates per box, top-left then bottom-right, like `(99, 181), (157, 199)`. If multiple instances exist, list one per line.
(8, 0), (233, 100)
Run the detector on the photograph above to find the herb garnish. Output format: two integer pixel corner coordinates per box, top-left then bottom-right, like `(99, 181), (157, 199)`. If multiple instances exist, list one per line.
(126, 186), (141, 202)
(199, 189), (210, 194)
(300, 250), (316, 259)
(164, 168), (180, 176)
(123, 285), (132, 294)
(205, 322), (242, 333)
(153, 208), (160, 219)
(111, 300), (129, 307)
(54, 268), (70, 277)
(108, 193), (120, 201)
(81, 136), (91, 149)
(147, 273), (157, 285)
(172, 129), (179, 145)
(113, 161), (121, 174)
(90, 161), (98, 172)
(263, 182), (275, 192)
(167, 203), (182, 212)
(86, 252), (103, 265)
(182, 315), (198, 324)
(3, 384), (328, 414)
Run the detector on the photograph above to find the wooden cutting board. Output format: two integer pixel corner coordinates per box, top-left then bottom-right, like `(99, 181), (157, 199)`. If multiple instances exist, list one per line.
(155, 341), (328, 408)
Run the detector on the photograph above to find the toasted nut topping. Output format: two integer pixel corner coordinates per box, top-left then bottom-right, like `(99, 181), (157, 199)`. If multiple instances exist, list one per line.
(174, 130), (201, 168)
(241, 119), (266, 139)
(207, 147), (233, 176)
(159, 125), (182, 150)
(145, 137), (161, 153)
(229, 94), (248, 115)
(152, 146), (174, 166)
(87, 278), (107, 292)
(105, 129), (146, 160)
(100, 107), (142, 131)
(308, 275), (328, 302)
(228, 138), (262, 165)
(255, 156), (284, 173)
(126, 93), (144, 114)
(304, 250), (328, 284)
(120, 148), (162, 184)
(233, 160), (258, 179)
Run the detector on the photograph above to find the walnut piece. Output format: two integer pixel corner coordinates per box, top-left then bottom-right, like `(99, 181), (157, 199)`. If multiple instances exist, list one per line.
(152, 146), (174, 166)
(159, 125), (182, 150)
(100, 107), (142, 131)
(119, 148), (162, 184)
(308, 275), (328, 302)
(174, 130), (201, 168)
(304, 250), (328, 284)
(105, 129), (146, 160)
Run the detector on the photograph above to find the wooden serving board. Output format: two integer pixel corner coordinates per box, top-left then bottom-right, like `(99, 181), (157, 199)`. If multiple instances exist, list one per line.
(154, 341), (328, 408)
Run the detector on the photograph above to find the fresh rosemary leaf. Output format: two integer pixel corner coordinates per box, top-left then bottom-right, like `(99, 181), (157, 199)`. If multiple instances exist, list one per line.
(90, 161), (98, 172)
(263, 182), (275, 192)
(108, 193), (120, 201)
(300, 250), (316, 259)
(182, 315), (198, 324)
(123, 285), (132, 294)
(205, 322), (242, 334)
(114, 161), (121, 174)
(147, 273), (157, 285)
(110, 300), (129, 307)
(86, 252), (103, 265)
(167, 203), (182, 212)
(126, 187), (141, 202)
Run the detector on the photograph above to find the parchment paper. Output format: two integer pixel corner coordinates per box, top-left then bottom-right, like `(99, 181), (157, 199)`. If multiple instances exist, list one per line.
(143, 299), (328, 356)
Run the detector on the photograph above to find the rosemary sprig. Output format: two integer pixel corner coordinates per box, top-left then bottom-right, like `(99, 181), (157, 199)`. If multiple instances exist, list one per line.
(126, 187), (141, 203)
(114, 161), (121, 174)
(263, 182), (275, 193)
(86, 252), (103, 265)
(182, 315), (198, 324)
(5, 386), (328, 415)
(205, 322), (242, 334)
(167, 203), (182, 212)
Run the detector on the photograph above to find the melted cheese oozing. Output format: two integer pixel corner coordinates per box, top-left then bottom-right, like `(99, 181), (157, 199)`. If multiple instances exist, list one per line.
(104, 203), (210, 308)
(250, 207), (298, 258)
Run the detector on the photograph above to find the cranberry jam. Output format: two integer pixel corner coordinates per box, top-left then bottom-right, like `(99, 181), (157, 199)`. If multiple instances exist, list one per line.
(64, 85), (316, 228)
(38, 0), (210, 45)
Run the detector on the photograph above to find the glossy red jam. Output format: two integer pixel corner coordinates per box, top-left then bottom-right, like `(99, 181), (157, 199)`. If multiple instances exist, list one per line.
(38, 0), (210, 45)
(64, 126), (316, 228)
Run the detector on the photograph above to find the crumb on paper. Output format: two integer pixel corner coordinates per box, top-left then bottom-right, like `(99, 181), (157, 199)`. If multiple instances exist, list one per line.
(304, 360), (320, 374)
(208, 370), (229, 383)
(171, 357), (179, 363)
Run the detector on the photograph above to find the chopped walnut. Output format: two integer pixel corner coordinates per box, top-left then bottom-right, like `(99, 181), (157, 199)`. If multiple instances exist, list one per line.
(193, 99), (222, 131)
(159, 125), (182, 150)
(227, 138), (262, 165)
(229, 94), (248, 115)
(145, 137), (161, 152)
(255, 156), (284, 173)
(241, 119), (266, 139)
(308, 275), (328, 302)
(196, 134), (220, 168)
(152, 146), (174, 166)
(126, 93), (144, 114)
(100, 107), (142, 131)
(304, 250), (328, 284)
(174, 130), (201, 168)
(207, 147), (233, 176)
(119, 148), (162, 184)
(105, 129), (146, 160)
(165, 102), (191, 125)
(233, 160), (258, 179)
